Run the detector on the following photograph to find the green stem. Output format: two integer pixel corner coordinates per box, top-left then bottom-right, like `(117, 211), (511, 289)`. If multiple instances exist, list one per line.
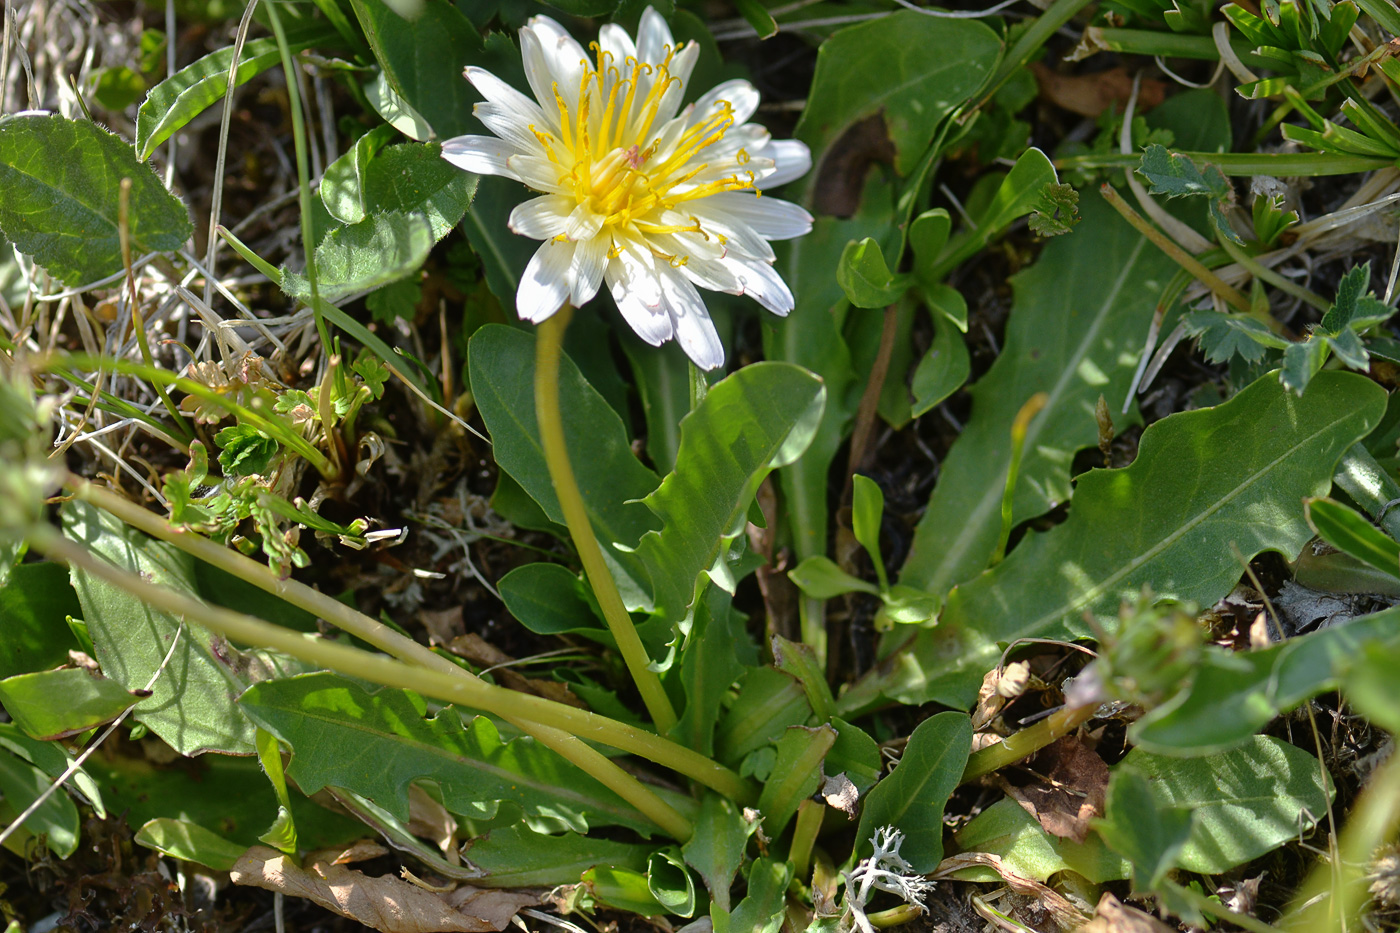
(867, 905), (924, 929)
(47, 352), (333, 476)
(1099, 185), (1255, 314)
(991, 392), (1047, 567)
(535, 308), (678, 734)
(1215, 236), (1330, 313)
(1059, 151), (1394, 177)
(214, 225), (437, 403)
(30, 522), (695, 841)
(688, 360), (708, 411)
(798, 595), (827, 676)
(118, 179), (192, 441)
(1081, 27), (1273, 69)
(62, 481), (752, 810)
(264, 0), (333, 358)
(960, 702), (1098, 784)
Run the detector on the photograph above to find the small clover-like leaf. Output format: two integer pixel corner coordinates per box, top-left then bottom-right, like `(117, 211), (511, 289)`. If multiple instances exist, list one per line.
(214, 425), (279, 477)
(1028, 182), (1080, 236)
(353, 353), (390, 400)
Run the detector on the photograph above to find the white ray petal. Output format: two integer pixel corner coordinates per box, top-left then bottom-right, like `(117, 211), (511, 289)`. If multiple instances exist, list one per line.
(691, 79), (760, 127)
(506, 154), (569, 194)
(685, 205), (775, 262)
(704, 192), (813, 240)
(508, 195), (573, 239)
(475, 102), (549, 152)
(679, 254), (742, 294)
(658, 266), (724, 369)
(670, 42), (699, 91)
(569, 235), (609, 307)
(518, 240), (575, 322)
(755, 139), (812, 189)
(598, 23), (636, 64)
(636, 7), (674, 65)
(519, 29), (562, 132)
(440, 135), (521, 180)
(465, 66), (549, 129)
(611, 232), (665, 309)
(565, 202), (605, 241)
(723, 256), (794, 315)
(528, 17), (589, 111)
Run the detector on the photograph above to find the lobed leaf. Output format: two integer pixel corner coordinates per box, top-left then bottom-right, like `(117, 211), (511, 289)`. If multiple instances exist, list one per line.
(900, 192), (1177, 598)
(851, 370), (1386, 713)
(238, 671), (664, 836)
(1117, 736), (1332, 874)
(135, 26), (334, 160)
(461, 823), (652, 887)
(282, 210), (435, 302)
(682, 794), (757, 912)
(1096, 769), (1192, 891)
(0, 748), (80, 857)
(348, 0), (481, 140)
(0, 562), (82, 679)
(1132, 606), (1400, 754)
(0, 668), (137, 740)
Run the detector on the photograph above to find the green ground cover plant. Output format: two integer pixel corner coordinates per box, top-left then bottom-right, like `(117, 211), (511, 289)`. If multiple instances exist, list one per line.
(1, 0), (1400, 930)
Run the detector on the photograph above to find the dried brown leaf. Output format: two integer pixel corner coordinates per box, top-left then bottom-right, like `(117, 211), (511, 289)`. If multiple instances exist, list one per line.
(933, 853), (1090, 930)
(419, 607), (465, 646)
(997, 736), (1108, 844)
(971, 667), (1007, 732)
(331, 840), (391, 865)
(230, 846), (536, 933)
(1029, 63), (1165, 118)
(821, 773), (859, 818)
(446, 634), (585, 708)
(1078, 893), (1174, 933)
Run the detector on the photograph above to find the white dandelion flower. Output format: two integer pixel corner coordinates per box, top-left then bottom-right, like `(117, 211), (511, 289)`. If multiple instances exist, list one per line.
(440, 7), (813, 369)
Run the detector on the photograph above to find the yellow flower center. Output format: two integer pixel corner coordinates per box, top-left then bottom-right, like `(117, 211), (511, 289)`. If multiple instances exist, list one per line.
(531, 42), (758, 243)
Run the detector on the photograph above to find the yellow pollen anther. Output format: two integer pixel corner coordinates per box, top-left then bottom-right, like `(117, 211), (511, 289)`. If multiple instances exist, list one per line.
(537, 38), (748, 237)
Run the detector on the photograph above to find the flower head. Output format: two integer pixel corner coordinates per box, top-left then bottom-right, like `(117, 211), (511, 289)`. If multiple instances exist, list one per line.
(441, 8), (813, 369)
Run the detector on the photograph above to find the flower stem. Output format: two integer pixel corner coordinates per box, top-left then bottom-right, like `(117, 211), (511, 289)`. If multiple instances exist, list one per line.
(534, 307), (678, 733)
(688, 360), (708, 411)
(789, 799), (823, 882)
(960, 702), (1098, 784)
(30, 521), (697, 841)
(867, 905), (924, 929)
(63, 481), (751, 809)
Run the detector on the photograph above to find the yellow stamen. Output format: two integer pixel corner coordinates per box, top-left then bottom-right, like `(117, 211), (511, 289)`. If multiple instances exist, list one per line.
(521, 38), (755, 241)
